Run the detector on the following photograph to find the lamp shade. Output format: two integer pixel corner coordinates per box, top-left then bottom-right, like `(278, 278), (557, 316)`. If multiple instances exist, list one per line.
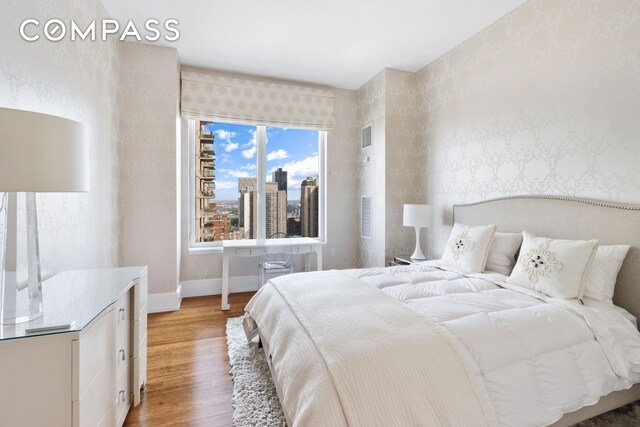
(403, 204), (432, 228)
(0, 107), (89, 192)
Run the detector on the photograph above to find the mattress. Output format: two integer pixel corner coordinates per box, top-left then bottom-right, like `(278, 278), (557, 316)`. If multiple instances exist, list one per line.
(245, 263), (640, 427)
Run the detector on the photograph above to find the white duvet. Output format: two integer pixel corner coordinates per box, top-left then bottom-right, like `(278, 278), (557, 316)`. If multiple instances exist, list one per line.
(247, 264), (640, 426)
(343, 262), (640, 426)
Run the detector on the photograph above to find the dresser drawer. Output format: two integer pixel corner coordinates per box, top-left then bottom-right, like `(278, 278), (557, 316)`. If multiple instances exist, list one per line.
(133, 334), (148, 406)
(133, 313), (147, 358)
(133, 270), (148, 319)
(96, 401), (117, 427)
(75, 308), (117, 427)
(116, 361), (131, 426)
(116, 337), (130, 378)
(116, 292), (131, 350)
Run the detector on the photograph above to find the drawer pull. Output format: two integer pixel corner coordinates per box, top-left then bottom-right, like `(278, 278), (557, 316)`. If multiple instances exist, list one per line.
(119, 308), (126, 321)
(119, 348), (126, 362)
(119, 389), (126, 402)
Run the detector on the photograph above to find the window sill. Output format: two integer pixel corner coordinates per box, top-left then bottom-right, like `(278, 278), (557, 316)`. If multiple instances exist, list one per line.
(188, 237), (327, 255)
(187, 246), (223, 255)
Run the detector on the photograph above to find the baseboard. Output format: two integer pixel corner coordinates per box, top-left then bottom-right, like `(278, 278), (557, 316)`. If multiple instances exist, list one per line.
(181, 275), (261, 298)
(148, 284), (182, 313)
(148, 276), (261, 312)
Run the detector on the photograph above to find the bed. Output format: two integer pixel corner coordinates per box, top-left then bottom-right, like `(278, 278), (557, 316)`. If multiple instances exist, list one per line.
(243, 195), (640, 426)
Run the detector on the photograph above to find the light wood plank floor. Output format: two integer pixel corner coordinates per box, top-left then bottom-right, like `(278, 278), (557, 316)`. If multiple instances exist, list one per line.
(124, 292), (255, 427)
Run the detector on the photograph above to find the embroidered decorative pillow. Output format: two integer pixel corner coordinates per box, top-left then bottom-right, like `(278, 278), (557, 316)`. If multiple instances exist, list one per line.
(485, 232), (523, 276)
(582, 245), (631, 305)
(441, 223), (497, 273)
(507, 231), (598, 299)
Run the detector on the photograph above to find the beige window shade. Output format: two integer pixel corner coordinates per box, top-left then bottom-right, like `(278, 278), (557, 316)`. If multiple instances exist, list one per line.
(181, 70), (335, 130)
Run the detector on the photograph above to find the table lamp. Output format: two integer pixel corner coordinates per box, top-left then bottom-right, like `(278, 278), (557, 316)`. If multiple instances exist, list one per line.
(403, 204), (432, 260)
(0, 107), (88, 324)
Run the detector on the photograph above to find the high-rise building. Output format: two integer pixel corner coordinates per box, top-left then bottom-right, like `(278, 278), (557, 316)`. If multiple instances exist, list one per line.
(195, 121), (231, 242)
(265, 182), (287, 237)
(237, 177), (257, 231)
(300, 177), (318, 238)
(241, 191), (257, 239)
(238, 177), (286, 238)
(272, 168), (287, 193)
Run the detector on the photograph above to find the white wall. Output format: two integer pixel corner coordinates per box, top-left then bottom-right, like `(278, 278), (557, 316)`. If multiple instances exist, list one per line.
(0, 0), (121, 276)
(416, 0), (640, 257)
(356, 71), (386, 267)
(118, 42), (181, 297)
(355, 69), (428, 267)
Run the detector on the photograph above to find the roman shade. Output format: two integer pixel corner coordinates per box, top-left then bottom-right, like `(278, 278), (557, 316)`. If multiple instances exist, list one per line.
(181, 69), (335, 130)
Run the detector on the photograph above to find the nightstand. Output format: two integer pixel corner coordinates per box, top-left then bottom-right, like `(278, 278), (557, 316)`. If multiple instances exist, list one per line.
(389, 254), (432, 266)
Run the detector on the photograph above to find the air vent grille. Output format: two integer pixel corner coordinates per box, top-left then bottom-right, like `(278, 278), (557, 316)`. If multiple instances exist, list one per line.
(361, 124), (372, 149)
(361, 196), (372, 239)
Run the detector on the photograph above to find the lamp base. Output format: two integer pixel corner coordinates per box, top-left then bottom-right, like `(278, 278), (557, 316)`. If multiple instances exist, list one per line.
(410, 226), (427, 260)
(1, 192), (43, 325)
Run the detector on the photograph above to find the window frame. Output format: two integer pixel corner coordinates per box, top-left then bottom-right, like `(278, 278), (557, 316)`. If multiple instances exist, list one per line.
(187, 120), (327, 254)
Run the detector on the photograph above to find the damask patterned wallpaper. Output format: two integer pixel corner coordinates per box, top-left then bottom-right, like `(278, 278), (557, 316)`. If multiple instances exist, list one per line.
(118, 42), (181, 294)
(356, 71), (386, 268)
(417, 0), (640, 257)
(356, 69), (428, 267)
(324, 89), (360, 270)
(384, 70), (428, 261)
(0, 0), (121, 277)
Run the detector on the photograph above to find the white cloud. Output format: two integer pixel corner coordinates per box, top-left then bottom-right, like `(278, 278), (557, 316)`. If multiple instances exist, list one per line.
(245, 129), (256, 146)
(241, 163), (256, 170)
(241, 129), (258, 158)
(267, 149), (289, 161)
(214, 129), (236, 142)
(242, 146), (256, 159)
(270, 156), (318, 189)
(213, 129), (240, 153)
(225, 142), (239, 152)
(220, 169), (251, 178)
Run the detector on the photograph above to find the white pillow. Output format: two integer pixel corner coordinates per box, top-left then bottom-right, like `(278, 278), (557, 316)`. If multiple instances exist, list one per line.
(507, 231), (598, 299)
(441, 223), (497, 273)
(485, 232), (523, 276)
(583, 245), (631, 305)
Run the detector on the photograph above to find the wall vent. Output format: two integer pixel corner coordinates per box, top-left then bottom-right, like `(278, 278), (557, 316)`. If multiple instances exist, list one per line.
(361, 124), (372, 149)
(361, 195), (372, 239)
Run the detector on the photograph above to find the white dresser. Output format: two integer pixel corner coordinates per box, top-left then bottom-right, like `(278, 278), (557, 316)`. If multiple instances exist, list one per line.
(0, 266), (148, 427)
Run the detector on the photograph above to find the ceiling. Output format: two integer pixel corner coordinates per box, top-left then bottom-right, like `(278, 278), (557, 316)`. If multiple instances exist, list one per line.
(101, 0), (527, 90)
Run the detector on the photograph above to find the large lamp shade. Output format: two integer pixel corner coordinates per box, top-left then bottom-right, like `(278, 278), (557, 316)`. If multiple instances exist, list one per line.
(0, 108), (89, 192)
(0, 107), (88, 324)
(403, 204), (432, 260)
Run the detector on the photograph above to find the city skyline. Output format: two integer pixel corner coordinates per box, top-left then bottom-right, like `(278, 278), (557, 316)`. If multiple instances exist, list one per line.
(204, 122), (319, 201)
(195, 120), (319, 242)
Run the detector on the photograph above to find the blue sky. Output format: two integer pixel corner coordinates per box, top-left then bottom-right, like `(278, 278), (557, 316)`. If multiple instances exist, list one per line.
(205, 122), (319, 201)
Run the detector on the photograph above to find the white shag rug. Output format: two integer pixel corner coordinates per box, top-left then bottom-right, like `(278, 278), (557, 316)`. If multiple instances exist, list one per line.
(226, 316), (286, 427)
(226, 316), (640, 427)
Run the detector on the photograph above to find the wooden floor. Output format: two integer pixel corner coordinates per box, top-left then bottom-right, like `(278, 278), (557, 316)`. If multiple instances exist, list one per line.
(124, 292), (255, 427)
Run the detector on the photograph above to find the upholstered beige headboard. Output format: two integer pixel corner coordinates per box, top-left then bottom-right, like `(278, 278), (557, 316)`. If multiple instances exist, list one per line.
(453, 195), (640, 324)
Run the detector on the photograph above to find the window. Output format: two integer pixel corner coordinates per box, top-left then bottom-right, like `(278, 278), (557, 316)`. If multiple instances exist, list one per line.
(189, 120), (325, 250)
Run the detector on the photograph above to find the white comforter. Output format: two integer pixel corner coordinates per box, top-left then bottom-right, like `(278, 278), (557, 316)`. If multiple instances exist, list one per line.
(246, 263), (640, 427)
(246, 270), (498, 426)
(344, 263), (640, 426)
